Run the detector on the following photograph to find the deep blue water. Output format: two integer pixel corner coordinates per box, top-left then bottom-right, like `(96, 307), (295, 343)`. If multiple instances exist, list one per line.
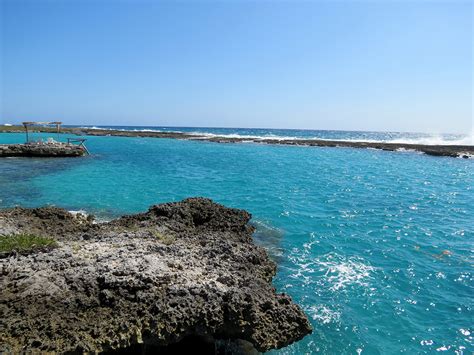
(1, 129), (473, 354)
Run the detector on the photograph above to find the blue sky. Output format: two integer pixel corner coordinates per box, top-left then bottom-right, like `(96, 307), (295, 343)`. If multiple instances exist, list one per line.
(1, 0), (472, 133)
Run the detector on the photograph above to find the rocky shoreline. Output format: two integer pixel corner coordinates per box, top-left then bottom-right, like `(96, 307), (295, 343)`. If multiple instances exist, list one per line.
(1, 125), (473, 158)
(0, 143), (86, 157)
(0, 198), (312, 353)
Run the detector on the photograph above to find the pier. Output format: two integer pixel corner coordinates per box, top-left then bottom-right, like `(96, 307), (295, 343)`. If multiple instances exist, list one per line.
(0, 121), (89, 157)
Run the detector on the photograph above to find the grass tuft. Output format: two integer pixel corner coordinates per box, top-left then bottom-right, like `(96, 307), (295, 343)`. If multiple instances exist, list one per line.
(151, 231), (175, 245)
(0, 233), (57, 255)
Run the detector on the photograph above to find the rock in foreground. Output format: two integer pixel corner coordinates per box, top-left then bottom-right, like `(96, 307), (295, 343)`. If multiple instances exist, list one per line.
(0, 198), (311, 353)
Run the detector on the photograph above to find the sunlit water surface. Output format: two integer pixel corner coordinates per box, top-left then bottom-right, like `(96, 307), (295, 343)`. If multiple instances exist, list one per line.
(1, 131), (472, 354)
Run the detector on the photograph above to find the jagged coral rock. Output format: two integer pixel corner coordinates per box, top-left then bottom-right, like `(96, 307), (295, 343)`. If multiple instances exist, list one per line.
(0, 198), (311, 353)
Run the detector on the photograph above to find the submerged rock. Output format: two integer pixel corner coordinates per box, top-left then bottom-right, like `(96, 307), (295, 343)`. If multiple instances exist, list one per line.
(0, 198), (311, 353)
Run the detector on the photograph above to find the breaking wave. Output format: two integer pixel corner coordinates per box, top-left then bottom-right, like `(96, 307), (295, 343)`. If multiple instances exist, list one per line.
(75, 126), (473, 146)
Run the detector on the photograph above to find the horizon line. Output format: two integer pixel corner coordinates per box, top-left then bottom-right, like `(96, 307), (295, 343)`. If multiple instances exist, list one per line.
(1, 122), (471, 136)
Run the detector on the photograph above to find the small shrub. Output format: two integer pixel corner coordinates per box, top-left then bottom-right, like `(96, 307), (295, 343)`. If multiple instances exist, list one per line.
(0, 233), (57, 255)
(72, 243), (81, 253)
(151, 231), (175, 245)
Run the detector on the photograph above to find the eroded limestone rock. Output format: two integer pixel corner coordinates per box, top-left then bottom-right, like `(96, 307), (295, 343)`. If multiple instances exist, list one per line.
(0, 198), (311, 353)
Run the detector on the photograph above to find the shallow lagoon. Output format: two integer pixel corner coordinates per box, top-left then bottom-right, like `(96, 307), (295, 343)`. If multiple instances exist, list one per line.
(1, 132), (472, 354)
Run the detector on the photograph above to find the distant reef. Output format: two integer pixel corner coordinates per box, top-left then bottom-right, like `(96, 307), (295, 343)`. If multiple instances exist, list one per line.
(1, 125), (473, 158)
(0, 198), (312, 353)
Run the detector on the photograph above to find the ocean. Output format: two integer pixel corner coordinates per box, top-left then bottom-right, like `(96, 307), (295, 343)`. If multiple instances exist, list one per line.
(1, 127), (472, 354)
(71, 126), (473, 146)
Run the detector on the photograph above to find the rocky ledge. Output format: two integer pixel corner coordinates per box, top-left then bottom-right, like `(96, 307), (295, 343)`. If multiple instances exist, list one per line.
(0, 143), (86, 157)
(2, 125), (473, 158)
(0, 198), (312, 353)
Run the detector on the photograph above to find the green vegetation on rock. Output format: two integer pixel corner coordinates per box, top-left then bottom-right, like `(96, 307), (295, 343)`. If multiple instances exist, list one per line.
(0, 233), (57, 254)
(152, 231), (175, 245)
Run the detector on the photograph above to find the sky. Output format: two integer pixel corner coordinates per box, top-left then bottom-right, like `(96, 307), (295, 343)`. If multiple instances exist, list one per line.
(0, 0), (472, 134)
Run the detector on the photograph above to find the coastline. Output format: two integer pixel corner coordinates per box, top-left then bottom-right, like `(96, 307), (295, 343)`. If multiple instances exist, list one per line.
(1, 125), (473, 158)
(0, 198), (312, 353)
(1, 127), (472, 353)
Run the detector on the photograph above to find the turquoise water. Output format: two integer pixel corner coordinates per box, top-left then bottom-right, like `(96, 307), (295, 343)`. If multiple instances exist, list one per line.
(1, 131), (473, 354)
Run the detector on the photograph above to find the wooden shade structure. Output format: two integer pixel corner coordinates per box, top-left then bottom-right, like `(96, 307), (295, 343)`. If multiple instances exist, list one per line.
(22, 121), (62, 143)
